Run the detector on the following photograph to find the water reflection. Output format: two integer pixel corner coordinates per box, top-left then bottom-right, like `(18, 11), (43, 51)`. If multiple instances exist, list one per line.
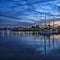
(0, 31), (60, 59)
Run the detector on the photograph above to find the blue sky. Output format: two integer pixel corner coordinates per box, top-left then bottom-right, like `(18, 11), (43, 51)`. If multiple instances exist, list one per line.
(0, 0), (60, 26)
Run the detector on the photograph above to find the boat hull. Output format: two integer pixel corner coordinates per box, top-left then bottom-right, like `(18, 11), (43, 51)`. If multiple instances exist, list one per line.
(39, 30), (52, 36)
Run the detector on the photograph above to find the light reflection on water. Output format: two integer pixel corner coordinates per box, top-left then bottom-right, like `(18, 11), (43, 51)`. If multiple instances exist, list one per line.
(0, 30), (60, 59)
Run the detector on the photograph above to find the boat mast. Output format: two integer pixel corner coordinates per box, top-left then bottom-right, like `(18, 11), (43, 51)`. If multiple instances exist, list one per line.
(45, 13), (46, 29)
(53, 15), (54, 29)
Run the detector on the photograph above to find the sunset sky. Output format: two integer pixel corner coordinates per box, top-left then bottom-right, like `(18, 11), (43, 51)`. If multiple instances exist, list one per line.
(0, 0), (60, 26)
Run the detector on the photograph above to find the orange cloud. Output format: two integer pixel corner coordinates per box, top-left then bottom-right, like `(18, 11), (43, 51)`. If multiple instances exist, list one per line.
(47, 21), (60, 27)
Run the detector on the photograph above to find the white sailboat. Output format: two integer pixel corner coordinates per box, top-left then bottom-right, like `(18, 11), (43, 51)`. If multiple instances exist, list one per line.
(39, 13), (52, 35)
(39, 30), (52, 35)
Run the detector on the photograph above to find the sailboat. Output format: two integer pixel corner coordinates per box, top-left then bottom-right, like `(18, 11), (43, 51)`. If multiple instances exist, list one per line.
(39, 30), (52, 36)
(39, 13), (52, 36)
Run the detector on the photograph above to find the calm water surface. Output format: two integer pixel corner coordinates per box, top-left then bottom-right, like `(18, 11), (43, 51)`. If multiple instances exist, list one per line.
(0, 30), (60, 60)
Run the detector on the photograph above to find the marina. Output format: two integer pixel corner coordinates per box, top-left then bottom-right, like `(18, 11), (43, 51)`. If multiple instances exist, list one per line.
(0, 30), (60, 60)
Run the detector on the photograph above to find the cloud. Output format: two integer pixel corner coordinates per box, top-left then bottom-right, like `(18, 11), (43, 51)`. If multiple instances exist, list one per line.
(0, 0), (60, 26)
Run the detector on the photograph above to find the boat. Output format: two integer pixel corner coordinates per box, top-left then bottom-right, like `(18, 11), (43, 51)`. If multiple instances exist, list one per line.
(39, 13), (53, 36)
(39, 30), (52, 36)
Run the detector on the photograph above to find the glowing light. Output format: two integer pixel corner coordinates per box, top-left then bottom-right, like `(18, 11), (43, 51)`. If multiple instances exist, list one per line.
(47, 21), (60, 27)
